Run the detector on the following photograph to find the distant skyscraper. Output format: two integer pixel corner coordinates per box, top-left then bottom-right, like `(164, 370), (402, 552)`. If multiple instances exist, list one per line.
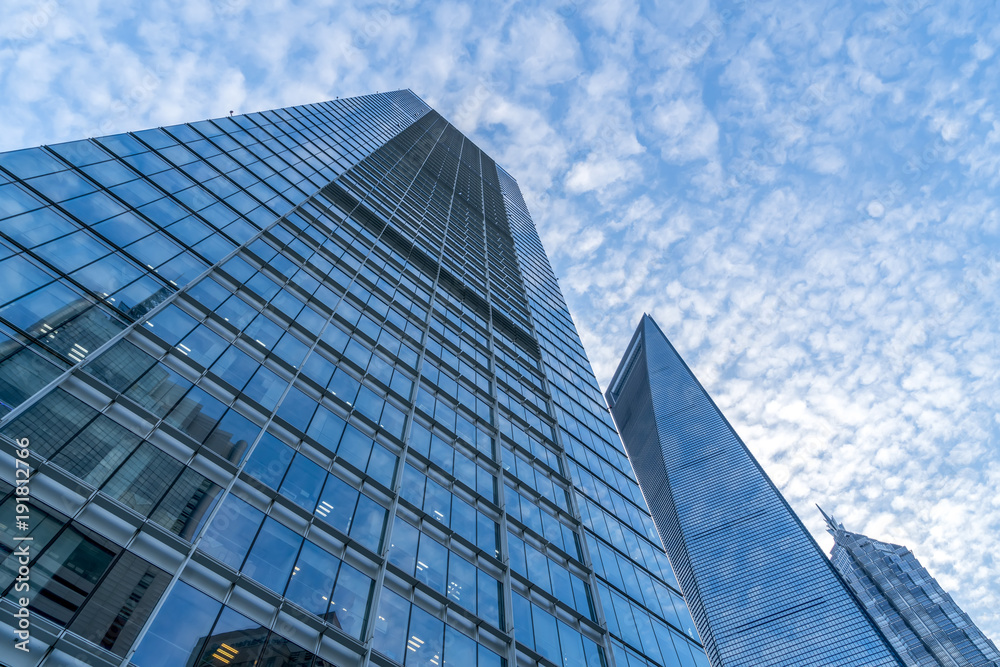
(0, 92), (706, 667)
(823, 510), (1000, 667)
(606, 314), (905, 667)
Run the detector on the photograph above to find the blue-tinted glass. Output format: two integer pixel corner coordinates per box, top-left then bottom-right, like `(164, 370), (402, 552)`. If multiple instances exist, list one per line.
(388, 516), (419, 573)
(0, 255), (53, 308)
(0, 147), (66, 177)
(328, 563), (371, 639)
(2, 206), (78, 247)
(81, 159), (137, 186)
(279, 453), (326, 510)
(532, 603), (561, 664)
(275, 386), (316, 432)
(102, 442), (182, 515)
(93, 210), (156, 246)
(284, 539), (340, 616)
(196, 606), (268, 667)
(373, 588), (410, 663)
(306, 404), (346, 448)
(203, 408), (259, 463)
(72, 253), (144, 296)
(351, 494), (386, 552)
(443, 624), (477, 667)
(186, 276), (231, 309)
(0, 182), (42, 218)
(337, 424), (373, 469)
(165, 386), (227, 442)
(129, 581), (222, 667)
(315, 473), (357, 533)
(405, 605), (444, 667)
(416, 533), (448, 594)
(559, 620), (587, 667)
(34, 230), (110, 272)
(244, 432), (294, 488)
(211, 346), (257, 389)
(178, 325), (228, 367)
(511, 593), (534, 651)
(59, 190), (126, 224)
(199, 494), (264, 569)
(243, 517), (302, 593)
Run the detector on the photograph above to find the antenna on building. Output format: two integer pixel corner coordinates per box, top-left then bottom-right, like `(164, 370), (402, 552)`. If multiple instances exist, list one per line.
(817, 504), (841, 534)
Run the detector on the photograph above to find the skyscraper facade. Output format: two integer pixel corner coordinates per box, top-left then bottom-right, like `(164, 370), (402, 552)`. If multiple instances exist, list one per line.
(824, 511), (1000, 667)
(605, 314), (905, 667)
(0, 91), (706, 667)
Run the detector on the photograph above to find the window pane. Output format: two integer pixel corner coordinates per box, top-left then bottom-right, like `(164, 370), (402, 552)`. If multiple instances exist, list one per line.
(328, 563), (372, 639)
(531, 603), (560, 664)
(202, 408), (259, 464)
(283, 539), (340, 617)
(350, 494), (387, 552)
(278, 453), (326, 511)
(242, 517), (302, 593)
(405, 605), (444, 667)
(512, 593), (533, 651)
(19, 527), (117, 626)
(84, 339), (155, 392)
(314, 473), (358, 534)
(387, 516), (419, 574)
(372, 587), (410, 663)
(415, 533), (448, 594)
(195, 606), (268, 667)
(150, 468), (222, 541)
(125, 364), (192, 418)
(478, 570), (502, 629)
(243, 432), (293, 488)
(257, 632), (316, 667)
(447, 553), (477, 611)
(68, 552), (170, 657)
(129, 581), (222, 667)
(199, 494), (264, 569)
(165, 386), (228, 443)
(443, 625), (477, 667)
(49, 414), (141, 486)
(102, 442), (183, 516)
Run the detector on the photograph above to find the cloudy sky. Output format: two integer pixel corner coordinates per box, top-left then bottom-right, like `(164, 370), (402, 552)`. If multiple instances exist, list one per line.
(3, 0), (999, 641)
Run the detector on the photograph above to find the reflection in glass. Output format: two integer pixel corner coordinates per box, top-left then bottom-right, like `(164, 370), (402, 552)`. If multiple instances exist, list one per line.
(17, 527), (116, 626)
(130, 581), (222, 667)
(327, 563), (372, 639)
(198, 494), (264, 570)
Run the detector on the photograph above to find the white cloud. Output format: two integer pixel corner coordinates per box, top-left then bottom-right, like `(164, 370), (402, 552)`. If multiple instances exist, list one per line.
(1, 0), (999, 644)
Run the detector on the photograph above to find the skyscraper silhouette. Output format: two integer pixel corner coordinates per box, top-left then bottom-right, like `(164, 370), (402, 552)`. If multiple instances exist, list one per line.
(0, 92), (705, 667)
(606, 314), (904, 667)
(824, 510), (1000, 667)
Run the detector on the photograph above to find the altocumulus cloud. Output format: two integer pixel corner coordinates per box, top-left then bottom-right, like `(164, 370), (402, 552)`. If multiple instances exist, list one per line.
(1, 0), (998, 641)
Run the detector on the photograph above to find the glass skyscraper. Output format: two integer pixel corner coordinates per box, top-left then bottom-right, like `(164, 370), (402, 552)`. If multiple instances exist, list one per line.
(0, 91), (706, 667)
(606, 314), (905, 667)
(824, 510), (1000, 666)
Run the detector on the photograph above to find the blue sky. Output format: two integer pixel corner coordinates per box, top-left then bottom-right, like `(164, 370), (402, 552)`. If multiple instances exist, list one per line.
(2, 0), (999, 641)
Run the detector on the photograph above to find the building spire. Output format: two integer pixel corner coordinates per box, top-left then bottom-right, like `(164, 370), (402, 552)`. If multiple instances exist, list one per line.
(817, 504), (842, 535)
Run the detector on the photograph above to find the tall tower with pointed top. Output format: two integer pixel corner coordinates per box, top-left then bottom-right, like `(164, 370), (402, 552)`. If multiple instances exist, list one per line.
(825, 513), (1000, 667)
(606, 314), (904, 667)
(0, 92), (709, 667)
